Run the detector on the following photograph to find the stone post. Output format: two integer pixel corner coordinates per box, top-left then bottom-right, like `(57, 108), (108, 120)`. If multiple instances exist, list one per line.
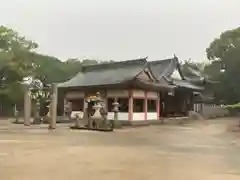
(49, 84), (57, 129)
(24, 85), (31, 126)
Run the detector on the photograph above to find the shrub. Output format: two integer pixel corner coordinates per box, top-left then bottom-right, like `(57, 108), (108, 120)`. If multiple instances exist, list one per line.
(225, 103), (240, 116)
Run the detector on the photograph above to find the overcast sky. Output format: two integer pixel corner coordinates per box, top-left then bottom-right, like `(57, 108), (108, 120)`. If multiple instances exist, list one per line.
(0, 0), (239, 62)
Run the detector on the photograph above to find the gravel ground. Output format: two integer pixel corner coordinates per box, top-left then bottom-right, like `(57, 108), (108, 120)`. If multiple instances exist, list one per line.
(0, 118), (240, 180)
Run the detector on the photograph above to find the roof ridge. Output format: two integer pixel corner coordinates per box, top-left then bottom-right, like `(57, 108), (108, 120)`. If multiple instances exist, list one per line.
(82, 57), (148, 72)
(148, 58), (175, 65)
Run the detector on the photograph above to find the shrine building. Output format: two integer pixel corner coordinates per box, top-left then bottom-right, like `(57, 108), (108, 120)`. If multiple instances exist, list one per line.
(58, 56), (206, 122)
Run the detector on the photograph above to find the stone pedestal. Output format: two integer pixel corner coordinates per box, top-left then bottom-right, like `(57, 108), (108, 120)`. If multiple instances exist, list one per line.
(49, 84), (57, 129)
(74, 114), (81, 128)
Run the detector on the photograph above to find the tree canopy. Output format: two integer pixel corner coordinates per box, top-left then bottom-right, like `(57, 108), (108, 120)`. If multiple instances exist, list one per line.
(205, 27), (240, 104)
(0, 26), (104, 115)
(0, 26), (40, 111)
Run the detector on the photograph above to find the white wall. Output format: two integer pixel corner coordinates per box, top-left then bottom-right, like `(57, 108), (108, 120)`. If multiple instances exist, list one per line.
(74, 112), (158, 121)
(108, 112), (158, 121)
(108, 112), (128, 121)
(132, 113), (158, 121)
(132, 113), (145, 121)
(147, 112), (157, 120)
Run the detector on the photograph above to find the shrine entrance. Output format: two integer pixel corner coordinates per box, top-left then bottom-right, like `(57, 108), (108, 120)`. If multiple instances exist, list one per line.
(23, 83), (58, 129)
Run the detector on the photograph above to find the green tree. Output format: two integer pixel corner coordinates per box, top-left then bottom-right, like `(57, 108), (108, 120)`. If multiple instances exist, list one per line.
(0, 26), (38, 115)
(0, 25), (114, 116)
(206, 27), (240, 104)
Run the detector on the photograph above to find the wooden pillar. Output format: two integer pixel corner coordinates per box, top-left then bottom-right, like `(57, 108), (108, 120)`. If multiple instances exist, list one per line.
(156, 93), (160, 120)
(24, 85), (31, 126)
(128, 90), (133, 121)
(49, 84), (58, 129)
(144, 91), (148, 120)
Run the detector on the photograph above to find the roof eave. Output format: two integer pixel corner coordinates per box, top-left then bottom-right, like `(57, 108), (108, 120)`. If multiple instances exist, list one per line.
(133, 79), (176, 92)
(176, 86), (204, 92)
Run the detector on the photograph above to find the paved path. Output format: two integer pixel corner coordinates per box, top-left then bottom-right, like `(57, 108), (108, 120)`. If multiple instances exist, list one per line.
(0, 119), (240, 180)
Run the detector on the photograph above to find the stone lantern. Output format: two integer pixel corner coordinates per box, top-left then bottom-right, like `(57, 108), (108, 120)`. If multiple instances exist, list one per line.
(112, 97), (120, 128)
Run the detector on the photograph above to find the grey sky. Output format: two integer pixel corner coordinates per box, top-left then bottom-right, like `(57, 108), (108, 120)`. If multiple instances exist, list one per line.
(0, 0), (239, 62)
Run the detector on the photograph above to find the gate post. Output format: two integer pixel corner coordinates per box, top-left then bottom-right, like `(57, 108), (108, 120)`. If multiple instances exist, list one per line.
(49, 84), (58, 129)
(24, 85), (31, 126)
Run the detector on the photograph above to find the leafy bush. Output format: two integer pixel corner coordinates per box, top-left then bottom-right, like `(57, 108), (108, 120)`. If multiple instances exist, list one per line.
(225, 103), (240, 116)
(225, 103), (240, 108)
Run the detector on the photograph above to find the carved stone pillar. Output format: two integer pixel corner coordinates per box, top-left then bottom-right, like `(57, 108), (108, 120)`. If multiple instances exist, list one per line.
(24, 85), (31, 126)
(49, 84), (57, 129)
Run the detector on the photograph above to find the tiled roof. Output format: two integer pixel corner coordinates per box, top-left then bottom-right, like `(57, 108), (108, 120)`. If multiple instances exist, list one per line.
(58, 56), (205, 91)
(172, 79), (204, 91)
(148, 57), (203, 91)
(58, 58), (147, 88)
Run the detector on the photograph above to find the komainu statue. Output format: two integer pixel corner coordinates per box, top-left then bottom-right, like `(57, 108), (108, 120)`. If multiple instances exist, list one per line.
(85, 92), (109, 129)
(72, 92), (113, 131)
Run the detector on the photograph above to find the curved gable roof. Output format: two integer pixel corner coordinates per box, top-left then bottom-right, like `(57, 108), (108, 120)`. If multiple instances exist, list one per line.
(147, 57), (184, 81)
(147, 57), (204, 91)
